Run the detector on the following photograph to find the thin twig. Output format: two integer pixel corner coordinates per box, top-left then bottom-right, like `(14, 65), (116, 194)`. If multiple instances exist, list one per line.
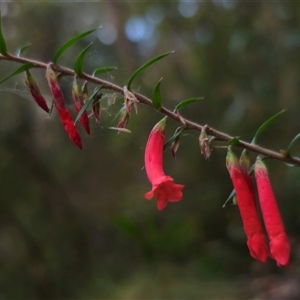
(1, 53), (300, 166)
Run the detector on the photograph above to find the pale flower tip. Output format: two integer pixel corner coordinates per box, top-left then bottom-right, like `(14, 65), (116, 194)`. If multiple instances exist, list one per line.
(153, 117), (167, 132)
(226, 148), (239, 170)
(255, 158), (268, 174)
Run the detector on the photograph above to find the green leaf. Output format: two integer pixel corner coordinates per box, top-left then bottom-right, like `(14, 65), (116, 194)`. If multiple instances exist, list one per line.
(285, 132), (300, 157)
(174, 97), (204, 112)
(74, 85), (102, 124)
(152, 77), (163, 110)
(74, 43), (93, 75)
(16, 43), (31, 57)
(0, 10), (8, 55)
(0, 63), (34, 84)
(228, 137), (240, 146)
(251, 109), (285, 144)
(127, 50), (174, 90)
(93, 67), (117, 77)
(164, 126), (186, 150)
(53, 28), (97, 63)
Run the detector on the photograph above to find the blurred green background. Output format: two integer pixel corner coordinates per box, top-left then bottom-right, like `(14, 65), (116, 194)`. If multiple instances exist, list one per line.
(1, 1), (300, 299)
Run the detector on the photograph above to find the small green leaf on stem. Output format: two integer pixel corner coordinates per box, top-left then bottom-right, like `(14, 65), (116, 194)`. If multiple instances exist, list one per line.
(164, 126), (186, 150)
(173, 97), (204, 113)
(152, 77), (163, 110)
(75, 85), (102, 124)
(53, 28), (98, 63)
(93, 67), (117, 77)
(285, 132), (300, 158)
(0, 62), (34, 84)
(127, 50), (174, 90)
(16, 43), (31, 57)
(74, 42), (93, 75)
(251, 109), (285, 144)
(0, 10), (7, 55)
(228, 137), (240, 146)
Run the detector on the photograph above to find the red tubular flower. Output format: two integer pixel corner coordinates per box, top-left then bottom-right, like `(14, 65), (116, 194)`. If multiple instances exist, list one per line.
(255, 159), (290, 267)
(24, 70), (50, 113)
(46, 64), (82, 149)
(144, 118), (184, 211)
(226, 149), (269, 262)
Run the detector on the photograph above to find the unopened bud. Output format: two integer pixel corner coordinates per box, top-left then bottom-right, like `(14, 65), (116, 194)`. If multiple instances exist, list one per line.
(25, 70), (50, 113)
(123, 86), (139, 115)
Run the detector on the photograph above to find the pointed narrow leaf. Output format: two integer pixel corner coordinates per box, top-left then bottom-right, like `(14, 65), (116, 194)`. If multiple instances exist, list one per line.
(93, 67), (117, 77)
(164, 126), (186, 150)
(127, 51), (174, 90)
(174, 97), (204, 112)
(53, 28), (97, 63)
(109, 127), (132, 134)
(285, 132), (300, 157)
(75, 85), (102, 124)
(251, 109), (285, 144)
(16, 43), (31, 57)
(222, 189), (236, 208)
(0, 10), (7, 55)
(228, 137), (240, 146)
(152, 77), (163, 110)
(74, 43), (93, 75)
(0, 63), (34, 84)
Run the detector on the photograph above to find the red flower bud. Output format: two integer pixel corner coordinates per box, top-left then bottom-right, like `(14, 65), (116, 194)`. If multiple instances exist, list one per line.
(226, 149), (269, 262)
(144, 118), (184, 210)
(255, 159), (290, 267)
(24, 70), (50, 113)
(46, 64), (82, 149)
(72, 77), (90, 134)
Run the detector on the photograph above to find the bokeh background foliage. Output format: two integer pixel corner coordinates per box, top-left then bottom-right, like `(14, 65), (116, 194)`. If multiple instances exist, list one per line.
(1, 1), (300, 299)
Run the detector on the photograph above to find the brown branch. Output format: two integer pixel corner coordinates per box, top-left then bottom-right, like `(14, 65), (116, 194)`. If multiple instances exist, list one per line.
(1, 53), (300, 167)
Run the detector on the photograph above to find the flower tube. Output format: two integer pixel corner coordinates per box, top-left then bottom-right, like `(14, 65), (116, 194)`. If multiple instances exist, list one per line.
(144, 118), (184, 210)
(226, 148), (269, 262)
(255, 159), (290, 266)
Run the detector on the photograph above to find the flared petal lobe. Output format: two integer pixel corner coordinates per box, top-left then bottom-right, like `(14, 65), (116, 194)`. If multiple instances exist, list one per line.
(144, 119), (184, 210)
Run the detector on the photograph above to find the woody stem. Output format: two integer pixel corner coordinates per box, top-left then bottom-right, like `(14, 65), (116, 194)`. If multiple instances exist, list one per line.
(1, 53), (300, 167)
